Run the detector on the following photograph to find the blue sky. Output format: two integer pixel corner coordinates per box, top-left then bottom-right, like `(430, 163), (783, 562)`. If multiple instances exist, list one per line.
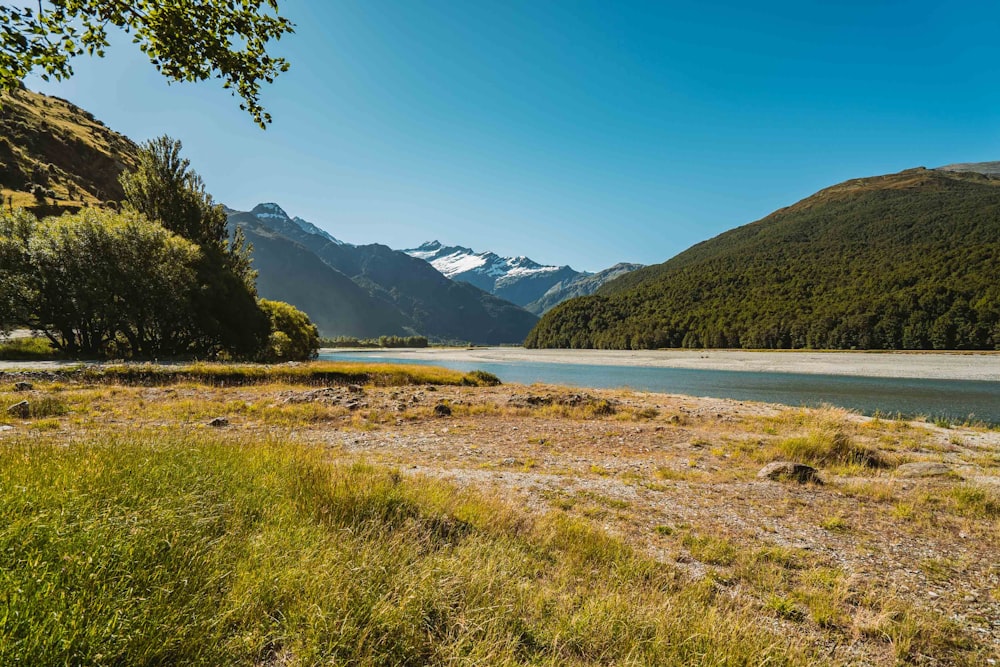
(28, 1), (1000, 271)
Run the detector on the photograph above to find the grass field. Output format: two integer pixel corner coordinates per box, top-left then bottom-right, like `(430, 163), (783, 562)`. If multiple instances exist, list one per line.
(0, 365), (996, 665)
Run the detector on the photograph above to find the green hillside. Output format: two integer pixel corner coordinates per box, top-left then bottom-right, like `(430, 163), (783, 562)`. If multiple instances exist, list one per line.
(0, 87), (137, 212)
(526, 167), (1000, 350)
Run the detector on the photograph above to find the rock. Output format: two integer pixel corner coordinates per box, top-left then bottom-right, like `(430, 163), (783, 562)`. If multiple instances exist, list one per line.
(347, 384), (364, 393)
(13, 381), (33, 392)
(6, 401), (29, 418)
(434, 403), (452, 417)
(207, 417), (229, 427)
(894, 462), (954, 478)
(757, 461), (821, 484)
(0, 424), (13, 432)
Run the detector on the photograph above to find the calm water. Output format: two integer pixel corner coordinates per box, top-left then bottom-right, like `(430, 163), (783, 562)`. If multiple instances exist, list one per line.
(320, 351), (1000, 424)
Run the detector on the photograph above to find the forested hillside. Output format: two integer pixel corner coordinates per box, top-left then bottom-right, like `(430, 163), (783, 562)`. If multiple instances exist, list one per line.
(526, 167), (1000, 350)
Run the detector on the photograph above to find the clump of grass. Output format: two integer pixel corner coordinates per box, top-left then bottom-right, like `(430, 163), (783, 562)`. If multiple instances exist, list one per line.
(946, 484), (1000, 519)
(0, 336), (59, 360)
(0, 431), (820, 666)
(766, 595), (806, 622)
(460, 369), (502, 386)
(819, 515), (851, 532)
(682, 532), (739, 566)
(770, 427), (885, 469)
(1, 395), (69, 419)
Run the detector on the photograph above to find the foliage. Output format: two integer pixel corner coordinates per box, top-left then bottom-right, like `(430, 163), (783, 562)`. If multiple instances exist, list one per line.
(527, 169), (1000, 350)
(0, 432), (813, 665)
(121, 136), (269, 358)
(259, 299), (319, 362)
(0, 336), (58, 360)
(0, 1), (293, 128)
(320, 335), (430, 348)
(0, 208), (201, 357)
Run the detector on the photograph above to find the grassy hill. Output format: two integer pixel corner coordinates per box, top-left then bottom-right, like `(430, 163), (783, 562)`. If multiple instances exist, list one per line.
(0, 87), (138, 213)
(526, 167), (1000, 350)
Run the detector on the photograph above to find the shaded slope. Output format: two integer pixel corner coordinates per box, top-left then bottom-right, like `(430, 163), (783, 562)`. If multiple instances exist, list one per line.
(230, 205), (539, 344)
(527, 168), (1000, 350)
(235, 219), (411, 338)
(315, 242), (539, 345)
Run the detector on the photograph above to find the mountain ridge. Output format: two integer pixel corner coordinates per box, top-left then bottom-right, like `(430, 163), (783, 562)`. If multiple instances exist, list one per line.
(229, 206), (538, 343)
(527, 166), (1000, 350)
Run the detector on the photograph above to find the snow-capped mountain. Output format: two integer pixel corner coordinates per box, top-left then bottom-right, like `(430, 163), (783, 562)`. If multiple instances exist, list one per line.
(403, 241), (583, 307)
(250, 203), (348, 247)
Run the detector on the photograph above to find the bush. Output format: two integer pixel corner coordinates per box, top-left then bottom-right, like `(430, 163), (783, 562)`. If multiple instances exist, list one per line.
(259, 299), (320, 362)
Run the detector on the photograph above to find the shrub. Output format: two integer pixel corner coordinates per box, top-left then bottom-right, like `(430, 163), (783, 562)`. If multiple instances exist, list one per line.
(259, 299), (320, 362)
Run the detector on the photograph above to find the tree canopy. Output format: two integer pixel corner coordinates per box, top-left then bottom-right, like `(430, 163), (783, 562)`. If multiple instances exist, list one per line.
(121, 135), (269, 358)
(0, 208), (202, 356)
(0, 1), (293, 127)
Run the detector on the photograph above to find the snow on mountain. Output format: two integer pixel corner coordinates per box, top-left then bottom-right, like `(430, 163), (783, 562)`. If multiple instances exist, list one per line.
(403, 241), (583, 307)
(291, 216), (346, 246)
(249, 203), (347, 246)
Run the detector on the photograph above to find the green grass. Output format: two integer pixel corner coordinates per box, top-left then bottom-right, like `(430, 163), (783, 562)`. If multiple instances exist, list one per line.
(768, 427), (886, 470)
(0, 336), (59, 360)
(5, 361), (501, 388)
(0, 431), (816, 666)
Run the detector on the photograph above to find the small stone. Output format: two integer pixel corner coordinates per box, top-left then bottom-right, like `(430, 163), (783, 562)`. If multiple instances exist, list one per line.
(434, 403), (452, 417)
(757, 461), (821, 484)
(0, 424), (13, 432)
(13, 382), (33, 392)
(894, 462), (954, 478)
(6, 401), (30, 418)
(207, 417), (229, 427)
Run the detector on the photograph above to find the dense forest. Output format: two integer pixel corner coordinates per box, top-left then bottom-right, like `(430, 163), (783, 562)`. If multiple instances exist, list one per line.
(526, 168), (1000, 350)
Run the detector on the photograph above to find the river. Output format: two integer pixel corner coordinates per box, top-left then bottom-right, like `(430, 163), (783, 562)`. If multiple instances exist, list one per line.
(319, 349), (1000, 424)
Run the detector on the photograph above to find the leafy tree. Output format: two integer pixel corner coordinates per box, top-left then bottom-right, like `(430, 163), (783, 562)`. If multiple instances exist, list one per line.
(120, 136), (269, 358)
(0, 1), (293, 127)
(0, 208), (201, 356)
(259, 299), (319, 361)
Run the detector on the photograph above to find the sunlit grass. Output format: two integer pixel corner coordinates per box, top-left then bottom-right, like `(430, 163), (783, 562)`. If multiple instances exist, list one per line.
(0, 430), (820, 665)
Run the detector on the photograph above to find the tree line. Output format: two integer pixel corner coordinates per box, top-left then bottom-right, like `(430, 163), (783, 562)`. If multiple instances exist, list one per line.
(0, 136), (318, 361)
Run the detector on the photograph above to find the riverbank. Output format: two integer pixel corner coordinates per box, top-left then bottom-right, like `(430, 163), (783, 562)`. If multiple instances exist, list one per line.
(1, 369), (998, 664)
(323, 347), (1000, 381)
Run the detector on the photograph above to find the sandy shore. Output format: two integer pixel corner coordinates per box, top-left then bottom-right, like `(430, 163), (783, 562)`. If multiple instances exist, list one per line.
(321, 347), (1000, 381)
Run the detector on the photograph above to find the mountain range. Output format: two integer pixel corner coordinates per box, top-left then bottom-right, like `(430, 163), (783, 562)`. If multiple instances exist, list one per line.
(527, 164), (1000, 350)
(228, 204), (538, 343)
(403, 241), (641, 314)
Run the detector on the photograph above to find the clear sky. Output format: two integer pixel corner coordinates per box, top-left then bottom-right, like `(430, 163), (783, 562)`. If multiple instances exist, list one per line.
(27, 1), (1000, 272)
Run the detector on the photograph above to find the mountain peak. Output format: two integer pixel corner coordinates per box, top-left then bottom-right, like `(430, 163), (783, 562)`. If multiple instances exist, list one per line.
(245, 203), (347, 246)
(251, 202), (290, 221)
